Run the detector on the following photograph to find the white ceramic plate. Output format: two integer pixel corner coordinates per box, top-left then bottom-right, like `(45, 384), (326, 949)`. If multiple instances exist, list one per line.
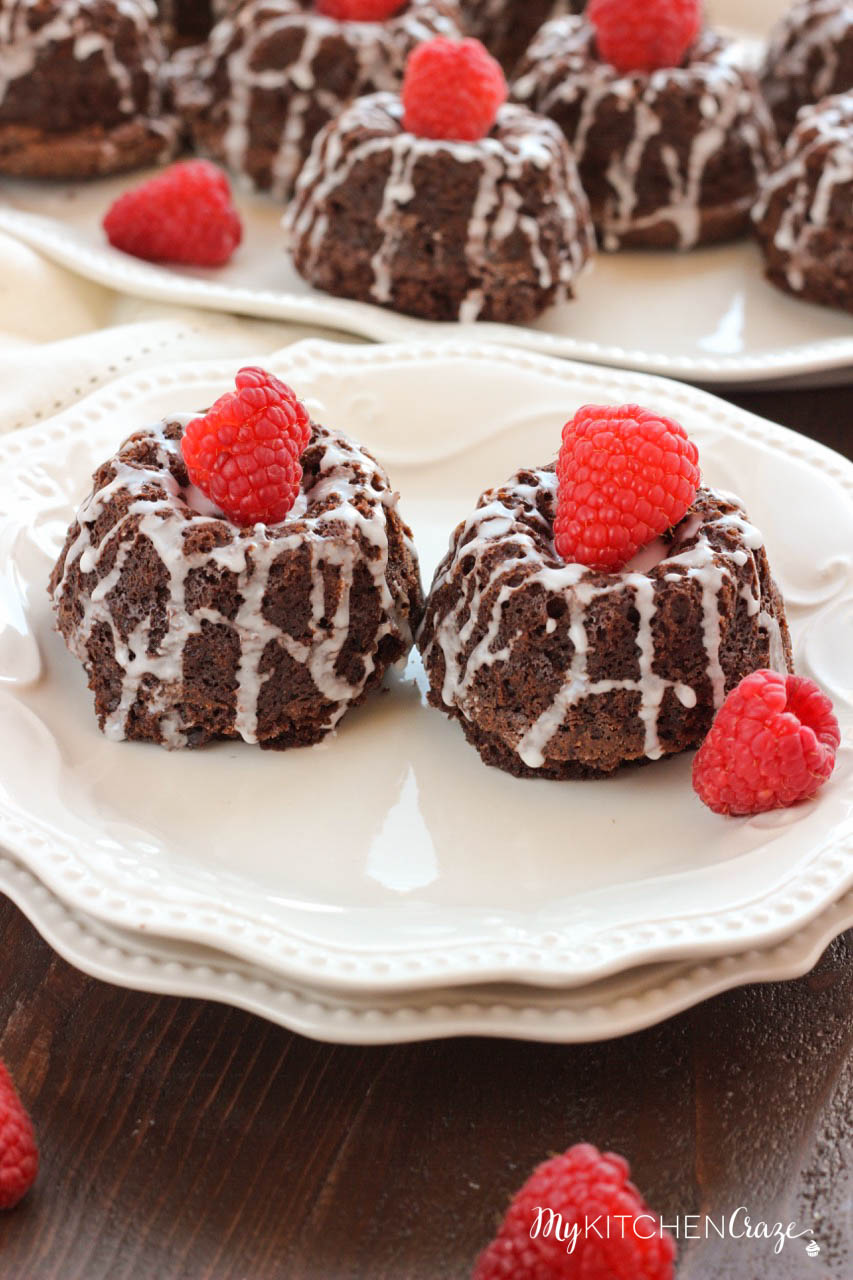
(2, 847), (852, 1044)
(1, 341), (852, 992)
(0, 0), (851, 388)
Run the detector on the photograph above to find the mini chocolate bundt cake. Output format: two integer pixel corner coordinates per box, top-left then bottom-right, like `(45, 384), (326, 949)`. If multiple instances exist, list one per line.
(0, 0), (178, 178)
(761, 0), (853, 140)
(284, 92), (594, 323)
(418, 471), (792, 779)
(171, 0), (463, 200)
(459, 0), (584, 74)
(513, 16), (777, 249)
(753, 93), (853, 312)
(49, 413), (423, 750)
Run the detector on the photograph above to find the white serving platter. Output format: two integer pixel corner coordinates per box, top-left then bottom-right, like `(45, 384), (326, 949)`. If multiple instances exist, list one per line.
(0, 0), (851, 387)
(1, 342), (852, 993)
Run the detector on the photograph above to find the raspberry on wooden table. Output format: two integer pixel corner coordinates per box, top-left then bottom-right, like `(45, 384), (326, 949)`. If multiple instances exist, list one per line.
(555, 403), (700, 572)
(588, 0), (703, 73)
(103, 160), (242, 267)
(402, 37), (508, 141)
(181, 367), (313, 527)
(0, 1061), (38, 1210)
(693, 670), (840, 816)
(473, 1142), (676, 1279)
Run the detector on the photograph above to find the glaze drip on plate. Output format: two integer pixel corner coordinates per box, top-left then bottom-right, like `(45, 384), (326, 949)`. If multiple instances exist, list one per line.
(49, 416), (423, 750)
(417, 469), (792, 779)
(512, 18), (777, 250)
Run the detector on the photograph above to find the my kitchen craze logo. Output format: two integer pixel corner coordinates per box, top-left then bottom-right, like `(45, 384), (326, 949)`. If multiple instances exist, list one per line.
(529, 1207), (819, 1256)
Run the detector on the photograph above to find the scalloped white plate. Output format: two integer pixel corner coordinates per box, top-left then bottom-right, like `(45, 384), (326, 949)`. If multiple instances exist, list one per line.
(1, 341), (853, 993)
(2, 848), (852, 1044)
(0, 1), (851, 388)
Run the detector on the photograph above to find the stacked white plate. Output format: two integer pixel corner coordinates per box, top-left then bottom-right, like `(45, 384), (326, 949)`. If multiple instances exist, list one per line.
(0, 0), (851, 387)
(1, 341), (852, 1042)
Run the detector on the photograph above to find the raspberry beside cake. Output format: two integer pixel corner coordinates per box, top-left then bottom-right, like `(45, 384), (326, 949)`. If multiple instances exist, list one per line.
(171, 0), (463, 200)
(284, 38), (594, 323)
(0, 0), (178, 179)
(512, 6), (777, 249)
(761, 0), (853, 140)
(49, 370), (423, 750)
(753, 93), (853, 313)
(417, 406), (792, 779)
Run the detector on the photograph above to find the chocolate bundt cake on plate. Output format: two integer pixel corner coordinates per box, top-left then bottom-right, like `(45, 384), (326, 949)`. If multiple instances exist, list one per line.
(49, 380), (423, 750)
(172, 0), (463, 200)
(513, 14), (777, 249)
(0, 0), (178, 178)
(418, 424), (792, 780)
(761, 0), (853, 140)
(753, 92), (853, 313)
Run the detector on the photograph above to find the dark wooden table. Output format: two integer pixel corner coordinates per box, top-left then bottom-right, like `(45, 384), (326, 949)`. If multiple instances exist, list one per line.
(1, 386), (851, 1280)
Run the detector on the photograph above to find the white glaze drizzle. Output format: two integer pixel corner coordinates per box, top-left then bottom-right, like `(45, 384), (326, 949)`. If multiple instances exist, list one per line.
(753, 93), (853, 295)
(419, 471), (787, 771)
(50, 418), (419, 748)
(171, 0), (461, 199)
(512, 17), (775, 249)
(284, 92), (594, 321)
(761, 0), (853, 134)
(0, 0), (171, 135)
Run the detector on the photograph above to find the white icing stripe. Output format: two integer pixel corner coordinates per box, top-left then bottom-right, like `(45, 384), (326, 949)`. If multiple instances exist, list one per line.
(51, 418), (419, 748)
(284, 93), (594, 322)
(171, 0), (461, 199)
(419, 471), (785, 772)
(512, 17), (775, 250)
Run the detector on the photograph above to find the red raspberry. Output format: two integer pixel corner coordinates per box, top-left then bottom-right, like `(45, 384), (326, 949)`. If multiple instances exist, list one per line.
(103, 160), (242, 267)
(588, 0), (703, 73)
(315, 0), (405, 17)
(402, 37), (507, 142)
(0, 1061), (38, 1210)
(181, 367), (312, 526)
(693, 671), (840, 816)
(473, 1143), (676, 1280)
(555, 404), (700, 572)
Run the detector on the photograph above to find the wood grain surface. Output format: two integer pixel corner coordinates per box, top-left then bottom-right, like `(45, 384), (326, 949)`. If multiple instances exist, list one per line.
(1, 384), (851, 1279)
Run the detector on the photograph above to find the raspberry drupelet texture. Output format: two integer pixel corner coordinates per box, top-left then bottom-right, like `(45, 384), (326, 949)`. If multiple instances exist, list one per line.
(103, 160), (242, 267)
(473, 1142), (676, 1279)
(693, 670), (840, 816)
(402, 37), (508, 141)
(181, 367), (312, 526)
(555, 404), (700, 572)
(0, 1061), (38, 1211)
(588, 0), (703, 73)
(316, 0), (406, 16)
